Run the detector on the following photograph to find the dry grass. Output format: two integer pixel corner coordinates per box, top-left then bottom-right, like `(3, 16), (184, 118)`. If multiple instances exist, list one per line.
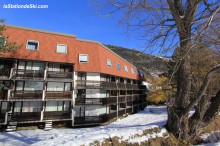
(202, 115), (220, 134)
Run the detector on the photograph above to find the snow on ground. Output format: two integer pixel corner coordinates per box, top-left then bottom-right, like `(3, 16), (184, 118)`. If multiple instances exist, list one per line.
(0, 106), (168, 146)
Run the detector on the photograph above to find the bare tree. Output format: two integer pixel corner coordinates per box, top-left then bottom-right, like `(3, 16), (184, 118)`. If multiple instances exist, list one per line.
(94, 0), (220, 142)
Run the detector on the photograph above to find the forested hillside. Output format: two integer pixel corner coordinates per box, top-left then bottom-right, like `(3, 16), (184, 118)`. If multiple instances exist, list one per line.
(105, 44), (168, 75)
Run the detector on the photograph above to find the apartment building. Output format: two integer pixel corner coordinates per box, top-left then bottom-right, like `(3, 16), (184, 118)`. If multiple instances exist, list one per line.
(0, 25), (147, 130)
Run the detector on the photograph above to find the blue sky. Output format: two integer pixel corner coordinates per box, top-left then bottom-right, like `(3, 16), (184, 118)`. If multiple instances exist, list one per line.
(0, 0), (150, 53)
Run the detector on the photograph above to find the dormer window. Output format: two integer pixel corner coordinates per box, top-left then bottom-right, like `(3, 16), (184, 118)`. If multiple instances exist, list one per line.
(26, 40), (39, 50)
(79, 54), (88, 63)
(116, 63), (121, 70)
(107, 59), (112, 67)
(57, 44), (67, 54)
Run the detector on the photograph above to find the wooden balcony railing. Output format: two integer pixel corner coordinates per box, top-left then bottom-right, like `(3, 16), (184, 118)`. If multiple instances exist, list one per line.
(45, 91), (72, 99)
(126, 84), (133, 90)
(126, 96), (133, 102)
(127, 101), (133, 107)
(133, 95), (139, 100)
(132, 84), (139, 90)
(47, 71), (73, 80)
(8, 112), (41, 122)
(74, 116), (102, 125)
(75, 97), (104, 105)
(76, 80), (118, 89)
(43, 111), (71, 120)
(0, 113), (5, 123)
(0, 91), (8, 100)
(101, 81), (117, 89)
(117, 83), (126, 89)
(119, 103), (126, 108)
(13, 69), (44, 79)
(118, 109), (126, 116)
(102, 97), (117, 105)
(11, 90), (43, 99)
(126, 107), (133, 113)
(0, 68), (11, 78)
(118, 96), (126, 103)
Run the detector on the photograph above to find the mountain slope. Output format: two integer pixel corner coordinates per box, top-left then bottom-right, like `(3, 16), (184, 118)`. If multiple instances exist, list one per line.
(105, 44), (168, 75)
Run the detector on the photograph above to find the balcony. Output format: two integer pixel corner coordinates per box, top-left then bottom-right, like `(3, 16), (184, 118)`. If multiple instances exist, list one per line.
(119, 103), (126, 108)
(0, 113), (5, 123)
(44, 111), (71, 120)
(118, 96), (126, 103)
(76, 80), (101, 89)
(101, 81), (117, 89)
(117, 83), (126, 90)
(75, 97), (104, 105)
(126, 84), (133, 90)
(126, 96), (132, 102)
(74, 116), (102, 125)
(13, 69), (44, 79)
(8, 112), (41, 122)
(45, 91), (72, 100)
(132, 84), (139, 90)
(0, 68), (11, 78)
(102, 97), (117, 105)
(118, 109), (126, 116)
(11, 90), (43, 100)
(47, 71), (73, 80)
(126, 107), (132, 113)
(0, 91), (8, 100)
(133, 95), (139, 100)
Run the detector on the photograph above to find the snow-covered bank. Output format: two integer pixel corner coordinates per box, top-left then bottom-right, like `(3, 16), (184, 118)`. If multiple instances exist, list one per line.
(0, 106), (167, 146)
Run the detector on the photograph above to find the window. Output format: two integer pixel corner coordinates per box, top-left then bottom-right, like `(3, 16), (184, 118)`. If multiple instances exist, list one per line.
(124, 65), (128, 72)
(131, 68), (134, 74)
(79, 54), (88, 63)
(45, 101), (70, 112)
(136, 69), (139, 75)
(57, 44), (67, 53)
(116, 63), (121, 70)
(107, 59), (112, 67)
(26, 40), (39, 50)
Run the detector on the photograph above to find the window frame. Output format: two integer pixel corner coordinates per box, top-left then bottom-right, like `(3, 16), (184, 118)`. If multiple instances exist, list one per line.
(107, 59), (112, 68)
(56, 43), (67, 54)
(79, 54), (89, 63)
(131, 68), (134, 74)
(26, 40), (39, 51)
(124, 65), (128, 72)
(116, 62), (121, 70)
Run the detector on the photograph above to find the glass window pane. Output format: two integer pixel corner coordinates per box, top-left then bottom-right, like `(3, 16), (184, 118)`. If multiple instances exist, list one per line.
(47, 82), (64, 91)
(14, 102), (21, 112)
(79, 55), (88, 63)
(45, 101), (57, 111)
(65, 83), (71, 91)
(33, 62), (44, 71)
(57, 101), (63, 111)
(24, 82), (43, 91)
(116, 63), (121, 70)
(64, 101), (70, 111)
(26, 62), (32, 70)
(1, 102), (7, 111)
(27, 41), (38, 50)
(57, 44), (67, 53)
(18, 61), (25, 70)
(16, 81), (24, 91)
(107, 59), (112, 67)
